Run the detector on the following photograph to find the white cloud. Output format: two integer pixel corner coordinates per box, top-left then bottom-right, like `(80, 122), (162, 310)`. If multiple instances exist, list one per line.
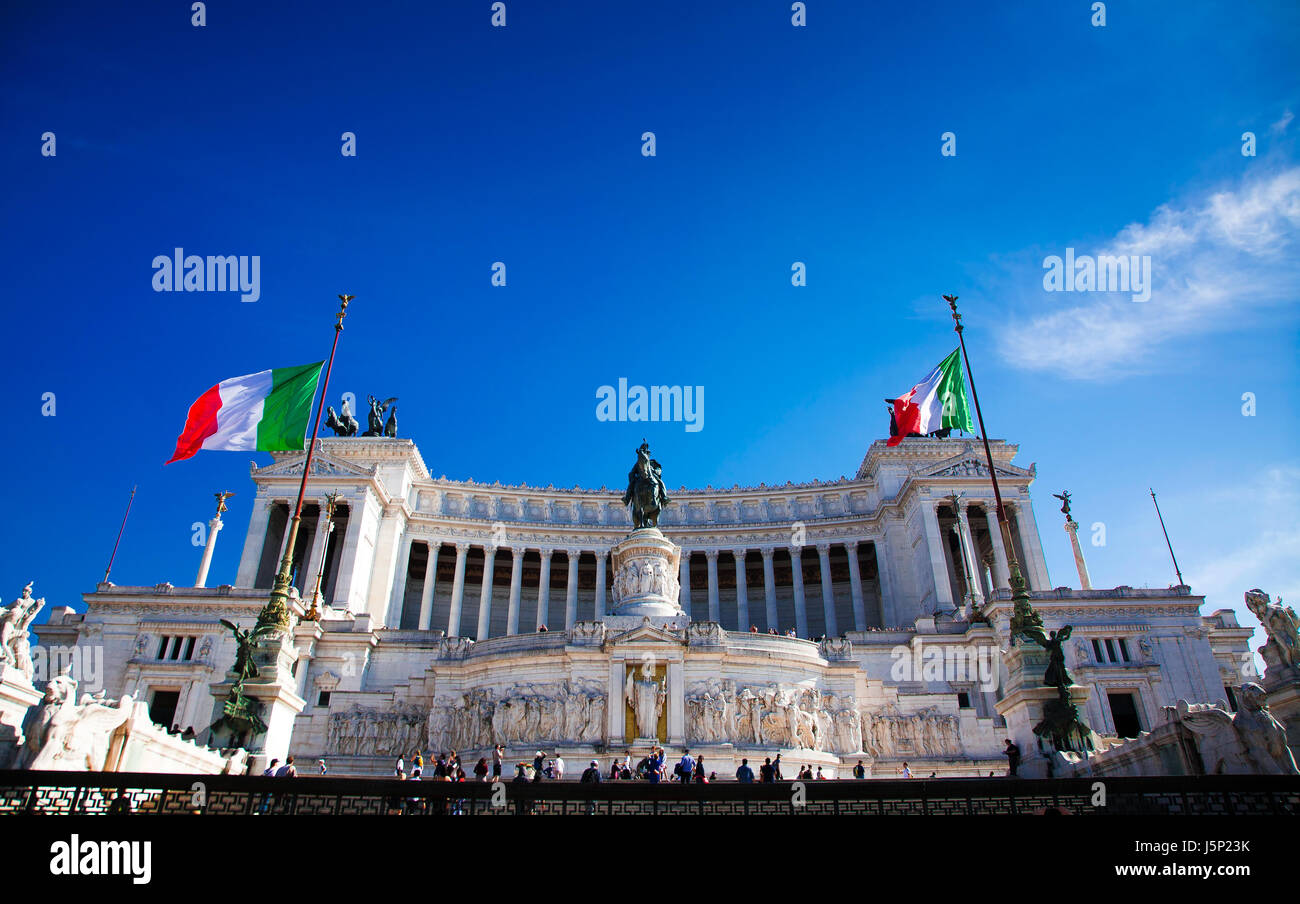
(998, 167), (1300, 379)
(1271, 109), (1294, 134)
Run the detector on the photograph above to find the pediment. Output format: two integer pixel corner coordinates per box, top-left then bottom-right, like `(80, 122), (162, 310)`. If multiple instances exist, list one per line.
(252, 452), (376, 480)
(606, 619), (684, 646)
(917, 445), (1031, 480)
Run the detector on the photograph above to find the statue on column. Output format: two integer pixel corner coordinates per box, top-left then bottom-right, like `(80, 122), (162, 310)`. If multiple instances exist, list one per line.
(1, 583), (45, 680)
(625, 660), (667, 739)
(622, 441), (671, 529)
(362, 396), (398, 437)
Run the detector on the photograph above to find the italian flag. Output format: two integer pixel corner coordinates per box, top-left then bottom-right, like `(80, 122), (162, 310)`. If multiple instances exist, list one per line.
(886, 348), (974, 446)
(166, 362), (323, 464)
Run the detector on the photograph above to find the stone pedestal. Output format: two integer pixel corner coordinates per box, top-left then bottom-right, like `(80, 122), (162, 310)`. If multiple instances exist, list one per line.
(208, 629), (304, 769)
(995, 644), (1092, 778)
(0, 664), (41, 768)
(1263, 670), (1300, 757)
(609, 528), (683, 618)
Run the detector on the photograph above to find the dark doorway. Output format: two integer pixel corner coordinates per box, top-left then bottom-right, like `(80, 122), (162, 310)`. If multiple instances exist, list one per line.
(149, 690), (180, 729)
(1107, 692), (1141, 738)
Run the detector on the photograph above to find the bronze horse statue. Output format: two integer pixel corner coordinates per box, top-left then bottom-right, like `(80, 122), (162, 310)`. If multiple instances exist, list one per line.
(622, 441), (671, 529)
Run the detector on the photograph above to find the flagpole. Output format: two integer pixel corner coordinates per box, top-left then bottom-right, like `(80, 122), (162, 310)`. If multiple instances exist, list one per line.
(102, 485), (137, 584)
(943, 294), (1043, 638)
(258, 295), (353, 631)
(1149, 489), (1185, 587)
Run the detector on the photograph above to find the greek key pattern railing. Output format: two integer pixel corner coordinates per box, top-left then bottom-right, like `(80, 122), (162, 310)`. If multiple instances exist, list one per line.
(0, 771), (1296, 816)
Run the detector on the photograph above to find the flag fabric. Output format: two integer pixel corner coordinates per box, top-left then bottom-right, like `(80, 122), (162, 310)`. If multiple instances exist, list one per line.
(167, 362), (323, 464)
(886, 348), (974, 446)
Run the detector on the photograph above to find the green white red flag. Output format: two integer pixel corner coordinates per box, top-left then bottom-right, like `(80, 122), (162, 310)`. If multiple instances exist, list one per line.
(167, 362), (323, 463)
(887, 348), (974, 446)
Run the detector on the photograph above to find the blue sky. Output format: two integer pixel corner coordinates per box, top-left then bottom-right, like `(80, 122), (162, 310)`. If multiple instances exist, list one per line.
(2, 1), (1297, 651)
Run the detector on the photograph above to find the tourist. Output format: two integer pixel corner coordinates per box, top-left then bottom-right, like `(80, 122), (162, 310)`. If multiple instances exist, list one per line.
(474, 757), (489, 780)
(538, 624), (548, 632)
(646, 747), (664, 784)
(413, 750), (424, 773)
(262, 758), (280, 777)
(406, 768), (423, 815)
(1004, 739), (1021, 777)
(275, 756), (297, 778)
(772, 753), (783, 780)
(619, 760), (632, 781)
(533, 750), (545, 781)
(693, 757), (706, 783)
(581, 759), (601, 815)
(554, 754), (565, 780)
(736, 758), (754, 782)
(394, 754), (405, 778)
(750, 625), (758, 633)
(928, 772), (937, 779)
(816, 767), (825, 780)
(317, 758), (327, 775)
(512, 763), (529, 783)
(759, 757), (775, 783)
(608, 758), (622, 780)
(767, 628), (777, 635)
(900, 762), (912, 779)
(256, 758), (279, 815)
(493, 744), (505, 779)
(853, 760), (865, 779)
(678, 748), (695, 783)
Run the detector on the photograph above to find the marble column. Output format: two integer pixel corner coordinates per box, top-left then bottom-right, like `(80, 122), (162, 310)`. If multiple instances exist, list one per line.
(595, 552), (607, 618)
(536, 549), (553, 630)
(302, 508), (331, 595)
(417, 541), (440, 630)
(679, 553), (692, 618)
(564, 549), (580, 630)
(761, 547), (778, 632)
(705, 550), (720, 623)
(790, 548), (809, 638)
(386, 534), (415, 627)
(817, 543), (837, 637)
(235, 500), (275, 587)
(506, 547), (524, 635)
(476, 545), (497, 640)
(984, 507), (1010, 590)
(1014, 497), (1051, 590)
(921, 502), (954, 610)
(874, 541), (897, 627)
(446, 542), (470, 637)
(845, 541), (866, 631)
(958, 506), (985, 605)
(732, 549), (750, 631)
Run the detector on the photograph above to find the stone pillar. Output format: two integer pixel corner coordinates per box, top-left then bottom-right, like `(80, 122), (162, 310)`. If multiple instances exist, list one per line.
(564, 549), (580, 630)
(536, 549), (553, 630)
(959, 507), (985, 605)
(845, 541), (866, 631)
(679, 553), (692, 618)
(1013, 497), (1052, 591)
(984, 507), (1010, 589)
(506, 547), (524, 635)
(235, 499), (274, 587)
(595, 551), (607, 617)
(195, 516), (224, 588)
(667, 660), (685, 745)
(874, 541), (897, 627)
(705, 550), (720, 623)
(1064, 519), (1092, 590)
(922, 502), (954, 610)
(791, 548), (809, 638)
(417, 541), (440, 630)
(761, 547), (778, 632)
(608, 659), (625, 746)
(816, 543), (837, 637)
(303, 504), (333, 595)
(732, 549), (750, 631)
(476, 544), (498, 639)
(446, 542), (470, 636)
(386, 534), (415, 627)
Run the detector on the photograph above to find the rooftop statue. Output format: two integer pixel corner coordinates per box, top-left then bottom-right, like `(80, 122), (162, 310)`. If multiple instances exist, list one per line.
(324, 398), (360, 436)
(363, 395), (398, 437)
(622, 440), (671, 529)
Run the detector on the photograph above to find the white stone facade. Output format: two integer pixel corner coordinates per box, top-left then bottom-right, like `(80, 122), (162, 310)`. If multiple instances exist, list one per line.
(36, 436), (1252, 776)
